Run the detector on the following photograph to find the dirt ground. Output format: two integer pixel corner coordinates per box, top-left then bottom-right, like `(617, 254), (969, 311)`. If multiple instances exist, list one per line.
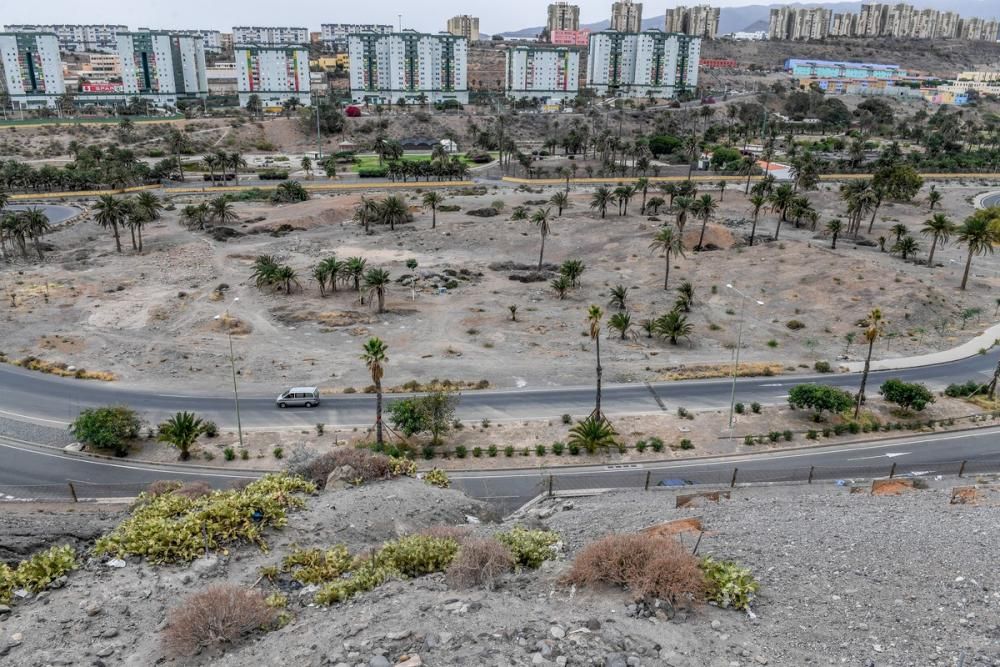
(3, 179), (998, 396)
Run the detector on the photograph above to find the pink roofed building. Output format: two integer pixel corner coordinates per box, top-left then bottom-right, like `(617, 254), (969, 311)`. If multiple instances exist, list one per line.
(550, 29), (591, 46)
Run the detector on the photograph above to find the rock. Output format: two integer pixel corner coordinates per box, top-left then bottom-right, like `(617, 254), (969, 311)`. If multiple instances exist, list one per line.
(396, 656), (423, 667)
(556, 658), (568, 667)
(96, 647), (114, 658)
(191, 555), (219, 577)
(627, 658), (641, 667)
(85, 603), (102, 617)
(106, 559), (127, 568)
(0, 605), (10, 615)
(605, 654), (628, 667)
(586, 618), (601, 631)
(536, 507), (556, 519)
(10, 633), (23, 644)
(549, 626), (566, 640)
(754, 657), (768, 665)
(327, 466), (359, 491)
(465, 515), (481, 525)
(101, 629), (119, 639)
(711, 620), (722, 630)
(386, 630), (412, 641)
(531, 654), (547, 665)
(369, 656), (391, 667)
(561, 501), (574, 511)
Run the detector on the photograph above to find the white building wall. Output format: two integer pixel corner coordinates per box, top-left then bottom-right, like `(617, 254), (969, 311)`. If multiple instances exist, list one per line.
(232, 27), (308, 46)
(587, 31), (700, 99)
(506, 47), (579, 102)
(348, 33), (468, 105)
(236, 46), (311, 107)
(0, 33), (66, 107)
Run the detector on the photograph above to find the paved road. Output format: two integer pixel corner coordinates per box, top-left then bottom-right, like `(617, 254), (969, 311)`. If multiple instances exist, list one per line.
(2, 204), (80, 224)
(1, 347), (996, 430)
(981, 192), (1000, 208)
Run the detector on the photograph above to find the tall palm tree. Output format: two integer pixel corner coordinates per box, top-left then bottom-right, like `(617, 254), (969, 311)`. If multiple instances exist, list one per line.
(617, 184), (637, 216)
(165, 128), (188, 182)
(590, 186), (614, 219)
(826, 219), (843, 249)
(855, 308), (885, 418)
(661, 182), (678, 208)
(345, 257), (368, 295)
(354, 197), (380, 233)
(927, 187), (942, 211)
(92, 194), (127, 253)
(531, 207), (552, 271)
(683, 133), (700, 182)
(691, 193), (718, 251)
(920, 213), (954, 267)
(739, 154), (757, 194)
(649, 226), (684, 290)
(364, 268), (391, 313)
(892, 235), (919, 260)
(361, 337), (388, 447)
(317, 256), (343, 294)
(890, 223), (909, 245)
(636, 177), (650, 214)
(587, 305), (605, 421)
(747, 193), (766, 247)
(134, 191), (163, 223)
(378, 195), (409, 231)
(204, 153), (220, 185)
(372, 136), (390, 166)
(550, 190), (569, 217)
(421, 191), (444, 229)
(210, 196), (239, 225)
(157, 411), (207, 461)
(956, 210), (1000, 290)
(673, 195), (694, 234)
(20, 208), (50, 260)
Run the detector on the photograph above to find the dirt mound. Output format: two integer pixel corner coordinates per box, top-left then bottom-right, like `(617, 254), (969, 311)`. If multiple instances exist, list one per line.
(871, 479), (916, 496)
(270, 305), (374, 328)
(682, 224), (735, 250)
(206, 314), (253, 335)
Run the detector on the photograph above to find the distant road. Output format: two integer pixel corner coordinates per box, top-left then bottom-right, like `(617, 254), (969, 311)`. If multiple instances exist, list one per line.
(2, 203), (80, 224)
(981, 192), (1000, 208)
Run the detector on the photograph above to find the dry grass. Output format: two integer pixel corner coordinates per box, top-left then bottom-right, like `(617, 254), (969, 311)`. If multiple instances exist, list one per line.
(421, 525), (473, 543)
(146, 480), (183, 497)
(209, 314), (253, 335)
(446, 537), (515, 590)
(8, 355), (116, 381)
(658, 362), (783, 381)
(174, 481), (214, 500)
(562, 533), (706, 604)
(162, 585), (276, 657)
(291, 448), (395, 489)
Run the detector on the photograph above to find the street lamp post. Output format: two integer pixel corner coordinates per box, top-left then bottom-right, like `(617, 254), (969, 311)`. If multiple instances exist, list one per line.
(726, 284), (764, 440)
(215, 298), (244, 448)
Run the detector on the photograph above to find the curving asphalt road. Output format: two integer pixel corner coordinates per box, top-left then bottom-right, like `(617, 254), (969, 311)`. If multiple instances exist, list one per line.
(2, 204), (80, 224)
(981, 192), (1000, 208)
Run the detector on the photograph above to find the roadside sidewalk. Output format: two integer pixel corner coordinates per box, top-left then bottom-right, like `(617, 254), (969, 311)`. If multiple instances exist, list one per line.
(843, 323), (1000, 373)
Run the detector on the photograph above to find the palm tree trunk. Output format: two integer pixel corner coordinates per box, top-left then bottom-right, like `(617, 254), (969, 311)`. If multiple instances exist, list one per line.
(432, 208), (437, 229)
(855, 339), (875, 418)
(774, 218), (783, 241)
(593, 336), (602, 420)
(750, 215), (758, 246)
(961, 249), (973, 290)
(32, 236), (44, 261)
(867, 200), (881, 234)
(112, 223), (122, 253)
(378, 290), (385, 313)
(374, 379), (384, 446)
(138, 226), (143, 253)
(697, 219), (708, 250)
(537, 233), (546, 271)
(927, 236), (938, 267)
(663, 253), (671, 289)
(129, 226), (137, 251)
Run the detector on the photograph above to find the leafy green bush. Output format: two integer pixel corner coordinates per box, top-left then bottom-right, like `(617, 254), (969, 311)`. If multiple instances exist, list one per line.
(552, 442), (565, 455)
(282, 546), (352, 585)
(455, 445), (467, 459)
(880, 379), (935, 413)
(814, 361), (832, 373)
(734, 402), (745, 414)
(422, 445), (435, 460)
(358, 167), (389, 178)
(635, 440), (647, 453)
(535, 444), (547, 456)
(944, 380), (987, 398)
(223, 447), (235, 461)
(496, 527), (560, 569)
(786, 320), (806, 330)
(783, 430), (793, 441)
(203, 421), (219, 438)
(679, 439), (694, 450)
(423, 468), (450, 489)
(94, 474), (315, 564)
(750, 402), (761, 414)
(743, 435), (754, 446)
(504, 445), (514, 457)
(700, 557), (759, 611)
(69, 405), (143, 457)
(569, 443), (580, 455)
(649, 437), (665, 452)
(0, 545), (77, 603)
(788, 384), (854, 417)
(488, 444), (498, 457)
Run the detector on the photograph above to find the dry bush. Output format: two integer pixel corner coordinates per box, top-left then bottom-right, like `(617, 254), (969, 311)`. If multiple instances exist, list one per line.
(162, 585), (276, 657)
(562, 533), (705, 603)
(446, 537), (515, 590)
(174, 481), (213, 499)
(292, 448), (393, 489)
(146, 480), (183, 497)
(420, 525), (472, 544)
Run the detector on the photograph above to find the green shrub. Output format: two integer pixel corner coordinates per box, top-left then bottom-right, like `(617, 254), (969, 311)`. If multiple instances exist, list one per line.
(677, 407), (690, 419)
(423, 468), (450, 489)
(806, 430), (818, 440)
(788, 384), (853, 417)
(561, 413), (572, 424)
(944, 380), (986, 398)
(679, 439), (694, 450)
(635, 440), (647, 453)
(69, 405), (143, 457)
(833, 423), (848, 436)
(535, 444), (546, 456)
(273, 447), (284, 459)
(358, 166), (389, 178)
(552, 442), (565, 456)
(700, 557), (759, 611)
(282, 546), (352, 585)
(422, 445), (435, 460)
(734, 402), (745, 414)
(813, 361), (832, 373)
(750, 402), (761, 414)
(768, 431), (780, 443)
(240, 449), (249, 460)
(0, 545), (77, 604)
(743, 435), (754, 446)
(496, 528), (560, 569)
(504, 445), (514, 457)
(649, 437), (665, 452)
(880, 379), (935, 413)
(782, 430), (793, 441)
(488, 444), (498, 457)
(455, 445), (467, 459)
(472, 447), (483, 458)
(379, 535), (459, 577)
(223, 447), (235, 461)
(848, 422), (861, 434)
(822, 427), (832, 437)
(569, 443), (580, 455)
(203, 421), (219, 437)
(94, 474), (315, 564)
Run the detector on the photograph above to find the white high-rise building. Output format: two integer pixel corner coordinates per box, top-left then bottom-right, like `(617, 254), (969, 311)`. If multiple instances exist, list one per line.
(232, 26), (308, 46)
(3, 24), (126, 53)
(321, 24), (392, 52)
(116, 31), (208, 106)
(610, 1), (644, 33)
(587, 30), (700, 99)
(547, 3), (581, 32)
(141, 29), (223, 54)
(447, 15), (480, 42)
(0, 32), (65, 108)
(348, 31), (468, 105)
(236, 45), (311, 107)
(663, 6), (721, 39)
(506, 45), (580, 103)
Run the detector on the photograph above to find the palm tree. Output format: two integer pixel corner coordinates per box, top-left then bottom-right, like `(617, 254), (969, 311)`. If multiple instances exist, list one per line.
(683, 133), (700, 182)
(560, 259), (585, 287)
(691, 193), (718, 251)
(317, 256), (343, 294)
(361, 337), (388, 447)
(165, 128), (188, 182)
(739, 154), (757, 194)
(354, 197), (380, 233)
(927, 187), (942, 211)
(767, 183), (795, 224)
(675, 281), (695, 312)
(345, 257), (367, 294)
(649, 226), (685, 290)
(645, 196), (666, 214)
(372, 136), (390, 166)
(590, 186), (614, 218)
(655, 309), (694, 345)
(567, 415), (617, 455)
(313, 264), (330, 297)
(956, 210), (1000, 290)
(892, 235), (919, 260)
(747, 193), (766, 247)
(551, 275), (572, 299)
(673, 196), (694, 234)
(661, 182), (678, 208)
(890, 223), (909, 245)
(227, 151), (247, 182)
(204, 153), (220, 185)
(920, 213), (954, 267)
(209, 196), (239, 225)
(20, 208), (50, 260)
(616, 184), (637, 216)
(364, 268), (391, 313)
(92, 194), (127, 253)
(510, 206), (529, 221)
(587, 305), (605, 421)
(276, 265), (300, 294)
(531, 207), (552, 271)
(273, 180), (308, 203)
(608, 311), (633, 340)
(181, 202), (210, 231)
(300, 156), (312, 180)
(378, 195), (409, 231)
(607, 284), (629, 311)
(636, 177), (650, 214)
(421, 191), (444, 229)
(550, 190), (569, 217)
(251, 255), (280, 289)
(134, 191), (163, 224)
(855, 308), (885, 418)
(826, 219), (843, 249)
(157, 411), (207, 461)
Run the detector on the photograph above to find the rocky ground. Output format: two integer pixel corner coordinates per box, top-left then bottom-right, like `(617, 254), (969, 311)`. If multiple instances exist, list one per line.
(0, 477), (997, 666)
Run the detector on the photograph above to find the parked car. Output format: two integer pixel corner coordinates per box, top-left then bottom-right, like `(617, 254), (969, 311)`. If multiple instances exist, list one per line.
(276, 387), (320, 408)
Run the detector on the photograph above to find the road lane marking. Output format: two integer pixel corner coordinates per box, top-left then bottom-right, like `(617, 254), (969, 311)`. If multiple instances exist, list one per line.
(0, 409), (70, 426)
(848, 452), (910, 461)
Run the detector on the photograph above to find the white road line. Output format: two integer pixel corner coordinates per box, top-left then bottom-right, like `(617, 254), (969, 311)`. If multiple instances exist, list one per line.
(0, 409), (70, 426)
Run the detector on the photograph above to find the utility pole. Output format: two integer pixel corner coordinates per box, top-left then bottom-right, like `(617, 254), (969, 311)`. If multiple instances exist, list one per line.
(315, 103), (323, 160)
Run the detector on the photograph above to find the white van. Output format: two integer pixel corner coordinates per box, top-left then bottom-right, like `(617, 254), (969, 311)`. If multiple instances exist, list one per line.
(276, 387), (320, 408)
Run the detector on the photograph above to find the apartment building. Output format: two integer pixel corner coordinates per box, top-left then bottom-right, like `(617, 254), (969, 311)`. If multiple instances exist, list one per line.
(3, 24), (127, 53)
(348, 31), (468, 105)
(961, 18), (1000, 42)
(506, 45), (579, 103)
(139, 29), (223, 53)
(447, 15), (480, 42)
(945, 70), (1000, 96)
(663, 6), (721, 40)
(769, 8), (831, 40)
(784, 59), (908, 81)
(115, 31), (208, 106)
(232, 26), (308, 46)
(587, 29), (700, 99)
(0, 32), (65, 108)
(767, 8), (794, 40)
(547, 3), (581, 32)
(830, 13), (857, 37)
(831, 4), (997, 41)
(550, 30), (591, 46)
(236, 45), (311, 107)
(610, 1), (643, 33)
(321, 24), (392, 52)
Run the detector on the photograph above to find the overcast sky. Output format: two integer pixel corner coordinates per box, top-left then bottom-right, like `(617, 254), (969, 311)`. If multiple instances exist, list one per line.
(1, 1), (984, 34)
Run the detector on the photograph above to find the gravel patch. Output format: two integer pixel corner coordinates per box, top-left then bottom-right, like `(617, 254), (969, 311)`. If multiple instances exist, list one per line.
(0, 414), (75, 447)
